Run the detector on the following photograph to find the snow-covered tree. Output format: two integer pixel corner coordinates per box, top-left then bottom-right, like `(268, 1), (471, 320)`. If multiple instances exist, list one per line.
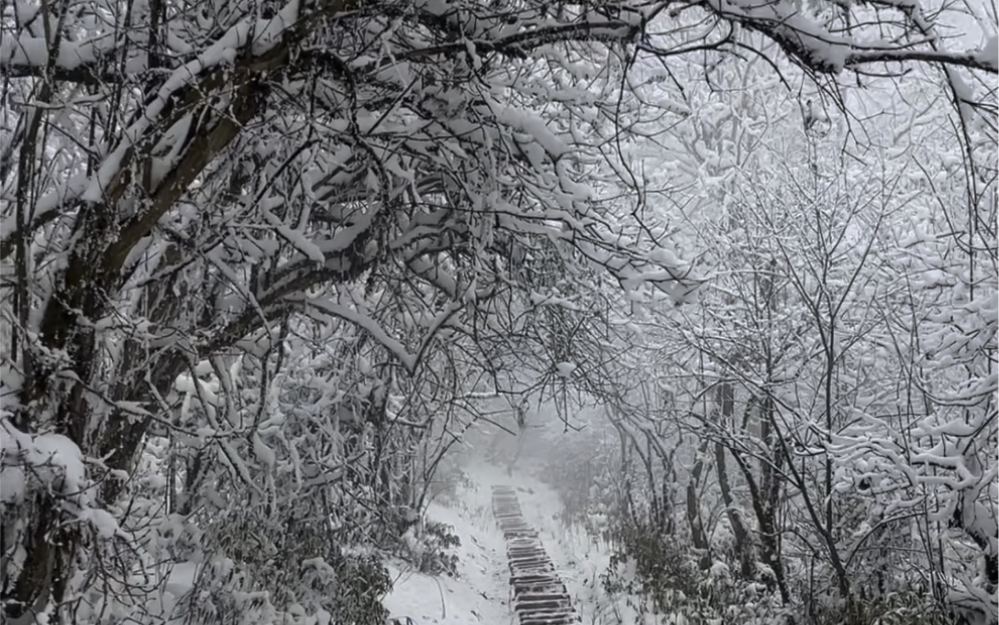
(539, 23), (996, 623)
(1, 0), (995, 622)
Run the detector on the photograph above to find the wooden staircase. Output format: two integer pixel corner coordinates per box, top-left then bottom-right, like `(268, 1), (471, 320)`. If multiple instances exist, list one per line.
(491, 486), (580, 625)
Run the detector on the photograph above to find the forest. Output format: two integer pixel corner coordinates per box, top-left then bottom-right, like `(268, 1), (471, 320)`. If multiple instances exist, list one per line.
(0, 0), (996, 624)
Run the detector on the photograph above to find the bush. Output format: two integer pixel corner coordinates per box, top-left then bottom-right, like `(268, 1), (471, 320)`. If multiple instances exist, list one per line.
(328, 550), (393, 625)
(170, 507), (392, 625)
(600, 520), (789, 624)
(602, 521), (711, 614)
(404, 520), (461, 577)
(600, 520), (952, 625)
(808, 590), (950, 625)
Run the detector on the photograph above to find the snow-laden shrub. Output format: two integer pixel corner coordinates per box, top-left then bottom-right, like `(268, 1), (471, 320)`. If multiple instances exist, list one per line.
(400, 520), (461, 577)
(50, 425), (399, 625)
(809, 589), (950, 625)
(176, 535), (390, 625)
(173, 496), (394, 625)
(0, 416), (127, 618)
(600, 518), (953, 625)
(326, 551), (392, 625)
(600, 519), (789, 624)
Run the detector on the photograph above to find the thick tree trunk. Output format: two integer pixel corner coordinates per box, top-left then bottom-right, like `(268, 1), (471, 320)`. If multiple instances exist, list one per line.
(1, 56), (266, 615)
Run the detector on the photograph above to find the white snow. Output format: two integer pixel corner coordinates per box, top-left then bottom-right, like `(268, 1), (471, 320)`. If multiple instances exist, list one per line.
(977, 32), (999, 69)
(252, 0), (301, 56)
(78, 507), (124, 540)
(252, 432), (277, 469)
(296, 294), (417, 372)
(14, 0), (39, 23)
(1, 418), (87, 499)
(163, 561), (201, 598)
(263, 207), (326, 264)
(0, 464), (24, 503)
(704, 0), (852, 72)
(495, 107), (568, 158)
(556, 362), (577, 378)
(0, 418), (133, 545)
(383, 499), (511, 625)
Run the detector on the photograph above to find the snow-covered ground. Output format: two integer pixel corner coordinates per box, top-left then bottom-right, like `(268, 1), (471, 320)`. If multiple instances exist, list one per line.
(382, 486), (511, 625)
(383, 460), (641, 625)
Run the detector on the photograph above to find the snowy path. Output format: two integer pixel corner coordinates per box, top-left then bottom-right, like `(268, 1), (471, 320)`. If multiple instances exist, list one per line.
(383, 462), (627, 625)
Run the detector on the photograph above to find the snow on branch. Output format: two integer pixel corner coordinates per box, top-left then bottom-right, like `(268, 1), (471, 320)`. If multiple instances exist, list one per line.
(294, 293), (419, 373)
(688, 0), (998, 74)
(0, 416), (125, 543)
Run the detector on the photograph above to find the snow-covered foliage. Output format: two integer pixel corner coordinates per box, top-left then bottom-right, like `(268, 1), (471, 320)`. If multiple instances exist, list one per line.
(1, 0), (995, 623)
(532, 38), (996, 624)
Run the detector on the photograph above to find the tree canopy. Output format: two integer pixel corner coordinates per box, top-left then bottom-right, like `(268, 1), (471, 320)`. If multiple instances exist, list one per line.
(1, 0), (995, 622)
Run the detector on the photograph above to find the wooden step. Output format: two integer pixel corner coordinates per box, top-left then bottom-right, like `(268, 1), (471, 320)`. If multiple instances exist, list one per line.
(492, 485), (579, 625)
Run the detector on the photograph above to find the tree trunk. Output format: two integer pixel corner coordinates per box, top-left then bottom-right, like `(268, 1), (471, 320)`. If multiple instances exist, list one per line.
(685, 439), (711, 567)
(730, 447), (790, 604)
(716, 441), (754, 579)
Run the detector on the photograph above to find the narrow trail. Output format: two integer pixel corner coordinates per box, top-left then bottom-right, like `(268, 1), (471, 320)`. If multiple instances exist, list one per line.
(384, 463), (615, 624)
(491, 485), (581, 625)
